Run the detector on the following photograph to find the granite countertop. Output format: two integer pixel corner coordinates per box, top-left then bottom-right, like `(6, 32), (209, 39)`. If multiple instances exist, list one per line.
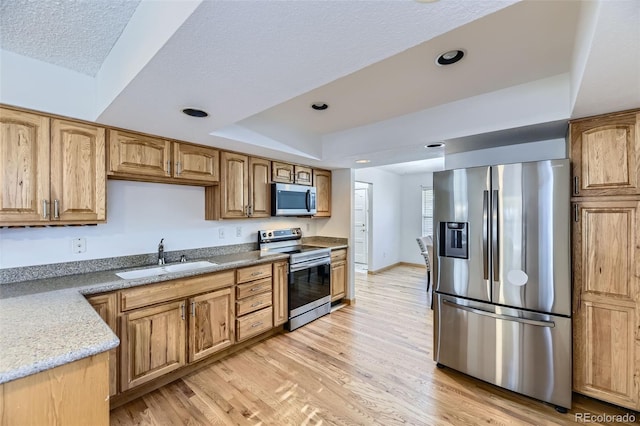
(0, 250), (290, 385)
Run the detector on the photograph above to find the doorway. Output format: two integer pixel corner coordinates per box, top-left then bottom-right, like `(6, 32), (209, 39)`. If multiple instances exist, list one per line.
(354, 182), (371, 272)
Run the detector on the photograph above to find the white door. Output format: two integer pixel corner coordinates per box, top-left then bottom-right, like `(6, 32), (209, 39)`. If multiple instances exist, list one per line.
(354, 187), (368, 265)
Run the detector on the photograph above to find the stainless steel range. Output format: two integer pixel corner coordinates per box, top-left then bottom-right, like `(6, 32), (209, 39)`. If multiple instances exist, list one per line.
(259, 228), (331, 330)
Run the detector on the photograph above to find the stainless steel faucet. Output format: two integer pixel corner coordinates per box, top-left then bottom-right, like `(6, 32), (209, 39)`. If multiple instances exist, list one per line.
(158, 238), (165, 265)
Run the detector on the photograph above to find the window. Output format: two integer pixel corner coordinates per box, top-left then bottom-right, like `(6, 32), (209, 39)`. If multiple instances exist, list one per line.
(421, 187), (433, 237)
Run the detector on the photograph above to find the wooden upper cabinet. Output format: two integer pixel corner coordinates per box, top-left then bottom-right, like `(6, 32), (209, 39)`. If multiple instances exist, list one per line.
(220, 151), (249, 218)
(0, 108), (105, 225)
(249, 157), (270, 218)
(570, 110), (640, 197)
(108, 129), (171, 178)
(272, 162), (312, 186)
(294, 165), (312, 186)
(0, 108), (50, 223)
(173, 143), (219, 184)
(572, 199), (640, 409)
(50, 119), (106, 222)
(188, 287), (235, 363)
(272, 161), (294, 183)
(313, 169), (331, 217)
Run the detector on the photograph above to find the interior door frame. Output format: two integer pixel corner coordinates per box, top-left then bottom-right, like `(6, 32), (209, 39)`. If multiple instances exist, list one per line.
(354, 181), (372, 269)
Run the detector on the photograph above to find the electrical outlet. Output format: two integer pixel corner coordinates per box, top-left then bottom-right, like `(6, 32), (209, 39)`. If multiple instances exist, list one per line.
(72, 238), (86, 254)
(236, 226), (242, 237)
(219, 228), (225, 239)
(306, 223), (310, 231)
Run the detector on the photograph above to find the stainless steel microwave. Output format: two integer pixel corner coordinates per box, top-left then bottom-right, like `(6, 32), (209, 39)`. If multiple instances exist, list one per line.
(271, 183), (317, 216)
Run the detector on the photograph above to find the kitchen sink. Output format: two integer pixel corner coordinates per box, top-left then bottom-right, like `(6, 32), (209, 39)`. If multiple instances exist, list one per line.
(115, 261), (217, 279)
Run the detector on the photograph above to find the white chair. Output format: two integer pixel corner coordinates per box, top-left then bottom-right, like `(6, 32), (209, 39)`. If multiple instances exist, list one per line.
(416, 236), (434, 305)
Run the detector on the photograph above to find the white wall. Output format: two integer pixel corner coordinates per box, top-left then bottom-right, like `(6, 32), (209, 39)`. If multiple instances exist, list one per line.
(400, 172), (433, 265)
(0, 50), (96, 120)
(354, 168), (402, 272)
(0, 180), (322, 269)
(445, 138), (567, 170)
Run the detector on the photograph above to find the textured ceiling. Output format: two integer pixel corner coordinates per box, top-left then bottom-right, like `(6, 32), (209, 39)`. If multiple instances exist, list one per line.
(0, 0), (140, 76)
(0, 0), (638, 175)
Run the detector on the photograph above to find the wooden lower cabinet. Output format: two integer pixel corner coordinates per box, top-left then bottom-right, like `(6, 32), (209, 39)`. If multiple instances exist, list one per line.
(273, 261), (288, 326)
(236, 264), (274, 342)
(0, 352), (109, 426)
(572, 199), (640, 409)
(120, 300), (187, 391)
(188, 288), (235, 363)
(331, 249), (347, 302)
(87, 293), (119, 397)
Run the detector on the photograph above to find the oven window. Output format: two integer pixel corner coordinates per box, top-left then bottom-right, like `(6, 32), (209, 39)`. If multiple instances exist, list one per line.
(289, 264), (331, 312)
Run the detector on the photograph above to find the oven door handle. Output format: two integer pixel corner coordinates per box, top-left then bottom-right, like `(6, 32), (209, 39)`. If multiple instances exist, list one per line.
(290, 258), (331, 272)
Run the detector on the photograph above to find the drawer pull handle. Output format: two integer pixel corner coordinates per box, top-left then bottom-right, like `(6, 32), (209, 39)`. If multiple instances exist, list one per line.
(251, 321), (263, 328)
(251, 271), (262, 276)
(251, 302), (262, 307)
(249, 287), (259, 292)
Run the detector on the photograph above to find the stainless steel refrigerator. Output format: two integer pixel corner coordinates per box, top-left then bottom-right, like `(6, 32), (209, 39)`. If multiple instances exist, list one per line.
(433, 159), (572, 411)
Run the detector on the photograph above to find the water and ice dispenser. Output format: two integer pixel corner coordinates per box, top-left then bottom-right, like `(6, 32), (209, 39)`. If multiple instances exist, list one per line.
(439, 222), (468, 259)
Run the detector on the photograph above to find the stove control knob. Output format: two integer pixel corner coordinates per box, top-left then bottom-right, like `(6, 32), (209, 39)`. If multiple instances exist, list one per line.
(262, 232), (267, 238)
(268, 232), (273, 237)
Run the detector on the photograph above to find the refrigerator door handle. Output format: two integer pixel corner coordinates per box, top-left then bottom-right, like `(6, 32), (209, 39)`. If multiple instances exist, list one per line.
(492, 190), (499, 282)
(442, 299), (556, 328)
(482, 190), (489, 280)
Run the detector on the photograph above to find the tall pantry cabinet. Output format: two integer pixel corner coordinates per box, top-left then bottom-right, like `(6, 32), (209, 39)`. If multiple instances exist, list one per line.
(570, 109), (640, 410)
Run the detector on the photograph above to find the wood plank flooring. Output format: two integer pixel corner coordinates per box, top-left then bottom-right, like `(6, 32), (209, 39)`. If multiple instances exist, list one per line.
(111, 265), (637, 425)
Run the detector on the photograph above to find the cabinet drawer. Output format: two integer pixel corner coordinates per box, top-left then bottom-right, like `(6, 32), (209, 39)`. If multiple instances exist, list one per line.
(236, 291), (272, 316)
(120, 270), (235, 311)
(237, 277), (272, 299)
(331, 249), (347, 262)
(237, 264), (272, 284)
(237, 307), (273, 342)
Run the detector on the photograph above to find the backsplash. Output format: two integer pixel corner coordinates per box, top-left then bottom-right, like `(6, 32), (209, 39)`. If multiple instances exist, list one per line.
(0, 243), (257, 284)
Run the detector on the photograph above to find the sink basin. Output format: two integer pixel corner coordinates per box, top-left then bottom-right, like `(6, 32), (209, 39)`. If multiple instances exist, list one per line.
(116, 261), (216, 279)
(164, 261), (216, 273)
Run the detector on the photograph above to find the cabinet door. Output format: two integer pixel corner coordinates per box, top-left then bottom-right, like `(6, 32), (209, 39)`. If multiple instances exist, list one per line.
(188, 288), (234, 363)
(108, 130), (171, 178)
(120, 300), (186, 391)
(87, 293), (119, 396)
(313, 169), (332, 217)
(273, 261), (288, 326)
(272, 161), (294, 183)
(294, 165), (312, 186)
(331, 260), (346, 302)
(0, 108), (50, 223)
(220, 151), (249, 218)
(50, 120), (106, 222)
(570, 110), (640, 196)
(250, 157), (270, 217)
(572, 200), (639, 409)
(173, 143), (219, 183)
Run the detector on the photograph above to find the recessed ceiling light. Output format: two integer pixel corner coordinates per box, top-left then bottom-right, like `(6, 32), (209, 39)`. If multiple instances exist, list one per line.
(355, 159), (370, 164)
(425, 143), (445, 148)
(436, 49), (465, 66)
(311, 103), (329, 111)
(414, 0), (439, 3)
(182, 108), (209, 118)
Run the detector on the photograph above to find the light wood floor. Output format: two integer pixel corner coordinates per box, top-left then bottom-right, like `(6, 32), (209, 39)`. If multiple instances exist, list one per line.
(111, 265), (636, 425)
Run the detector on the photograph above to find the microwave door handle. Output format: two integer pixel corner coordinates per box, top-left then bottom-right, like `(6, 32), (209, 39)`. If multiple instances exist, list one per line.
(306, 190), (311, 212)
